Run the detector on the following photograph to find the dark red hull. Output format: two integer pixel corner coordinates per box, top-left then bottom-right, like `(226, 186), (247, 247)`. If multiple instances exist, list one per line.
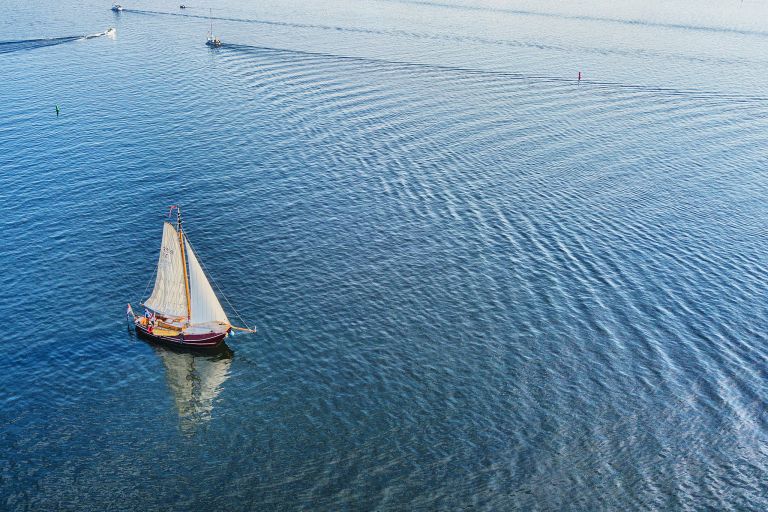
(135, 323), (227, 350)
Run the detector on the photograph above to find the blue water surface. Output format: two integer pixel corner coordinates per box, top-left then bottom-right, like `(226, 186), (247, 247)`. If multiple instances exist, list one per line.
(1, 0), (767, 510)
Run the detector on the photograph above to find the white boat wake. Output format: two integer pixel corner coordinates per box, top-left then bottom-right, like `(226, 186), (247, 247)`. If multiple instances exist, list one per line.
(83, 28), (116, 40)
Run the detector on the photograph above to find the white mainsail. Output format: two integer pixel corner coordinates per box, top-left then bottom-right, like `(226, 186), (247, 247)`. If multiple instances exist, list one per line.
(145, 222), (188, 318)
(185, 238), (230, 327)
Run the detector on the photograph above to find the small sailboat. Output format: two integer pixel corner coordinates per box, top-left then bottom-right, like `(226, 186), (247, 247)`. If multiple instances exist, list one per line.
(111, 4), (123, 12)
(205, 8), (222, 47)
(128, 206), (255, 350)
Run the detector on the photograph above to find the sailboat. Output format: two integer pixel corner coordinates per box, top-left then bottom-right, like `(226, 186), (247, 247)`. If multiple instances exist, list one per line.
(129, 206), (254, 350)
(205, 8), (222, 47)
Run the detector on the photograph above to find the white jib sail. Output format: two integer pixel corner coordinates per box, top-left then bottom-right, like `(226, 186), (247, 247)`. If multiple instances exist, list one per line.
(145, 222), (188, 318)
(185, 238), (230, 328)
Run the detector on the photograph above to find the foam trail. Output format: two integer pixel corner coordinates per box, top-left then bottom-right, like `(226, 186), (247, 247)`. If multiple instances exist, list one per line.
(122, 9), (764, 67)
(0, 36), (81, 54)
(383, 0), (768, 38)
(84, 29), (113, 39)
(0, 29), (112, 54)
(221, 42), (768, 103)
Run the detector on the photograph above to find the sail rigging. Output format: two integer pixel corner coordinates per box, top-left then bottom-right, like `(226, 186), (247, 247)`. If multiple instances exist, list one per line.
(144, 222), (188, 318)
(144, 219), (231, 329)
(134, 207), (255, 350)
(178, 222), (192, 321)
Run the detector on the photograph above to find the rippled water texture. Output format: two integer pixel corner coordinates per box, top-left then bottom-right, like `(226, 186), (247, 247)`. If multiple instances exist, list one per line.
(1, 0), (767, 510)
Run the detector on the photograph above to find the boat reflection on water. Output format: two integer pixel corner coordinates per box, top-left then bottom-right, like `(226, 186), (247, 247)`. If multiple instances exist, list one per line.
(151, 343), (234, 432)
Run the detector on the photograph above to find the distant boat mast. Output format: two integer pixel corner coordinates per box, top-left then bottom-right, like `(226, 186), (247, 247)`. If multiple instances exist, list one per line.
(205, 8), (222, 47)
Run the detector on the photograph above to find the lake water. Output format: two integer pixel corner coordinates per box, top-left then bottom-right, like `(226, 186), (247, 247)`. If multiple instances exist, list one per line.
(1, 0), (767, 509)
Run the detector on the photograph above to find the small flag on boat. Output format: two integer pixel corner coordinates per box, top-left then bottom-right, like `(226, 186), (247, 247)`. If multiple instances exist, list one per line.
(126, 303), (134, 317)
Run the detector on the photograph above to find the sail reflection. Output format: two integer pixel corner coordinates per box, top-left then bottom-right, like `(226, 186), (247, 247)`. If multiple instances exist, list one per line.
(152, 344), (233, 432)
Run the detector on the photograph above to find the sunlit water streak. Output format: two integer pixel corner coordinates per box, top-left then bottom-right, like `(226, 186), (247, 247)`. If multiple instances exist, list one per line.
(125, 8), (768, 69)
(384, 0), (768, 38)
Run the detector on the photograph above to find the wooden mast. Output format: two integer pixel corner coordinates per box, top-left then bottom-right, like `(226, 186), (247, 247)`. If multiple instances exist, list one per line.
(176, 207), (192, 324)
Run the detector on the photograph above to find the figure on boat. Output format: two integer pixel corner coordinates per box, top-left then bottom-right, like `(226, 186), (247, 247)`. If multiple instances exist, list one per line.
(128, 206), (254, 350)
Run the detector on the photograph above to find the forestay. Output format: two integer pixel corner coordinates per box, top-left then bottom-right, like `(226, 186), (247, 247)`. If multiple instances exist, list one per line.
(145, 222), (187, 318)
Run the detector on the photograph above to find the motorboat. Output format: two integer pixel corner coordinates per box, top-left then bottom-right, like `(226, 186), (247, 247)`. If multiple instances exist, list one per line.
(111, 4), (123, 12)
